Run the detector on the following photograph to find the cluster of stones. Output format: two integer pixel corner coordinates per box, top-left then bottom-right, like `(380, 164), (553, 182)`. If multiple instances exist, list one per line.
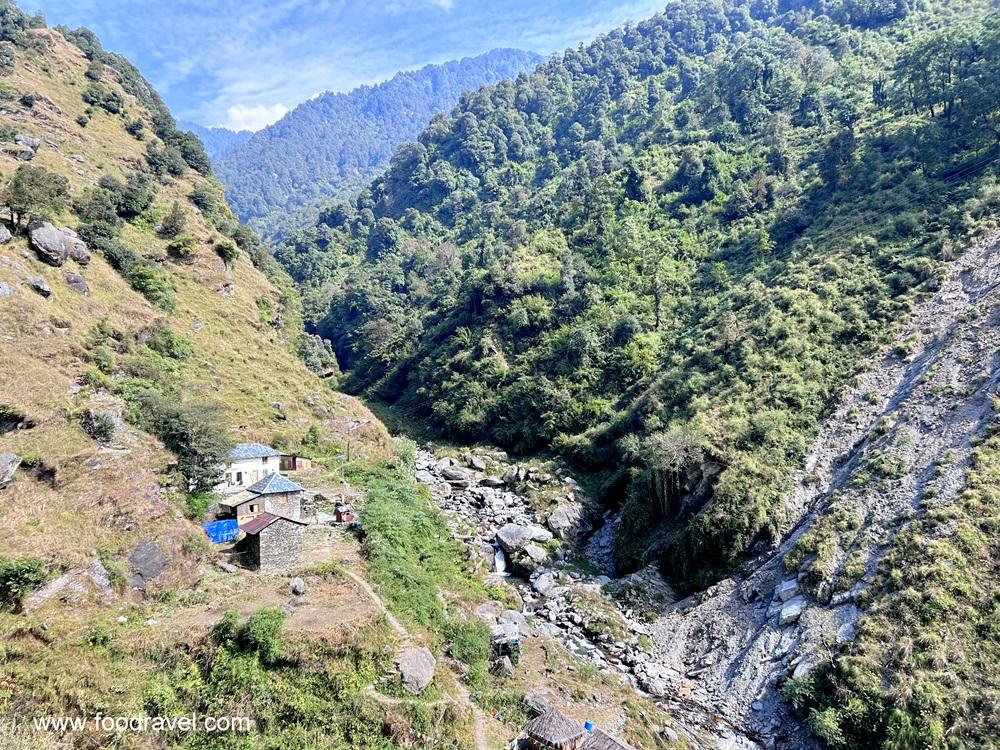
(413, 448), (688, 709)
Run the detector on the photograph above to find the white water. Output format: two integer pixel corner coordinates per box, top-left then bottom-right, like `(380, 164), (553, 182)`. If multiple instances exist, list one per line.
(493, 545), (508, 575)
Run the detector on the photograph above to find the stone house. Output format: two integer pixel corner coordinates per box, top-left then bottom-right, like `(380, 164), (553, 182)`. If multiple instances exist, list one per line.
(238, 512), (307, 574)
(520, 711), (631, 750)
(216, 443), (281, 492)
(216, 472), (305, 522)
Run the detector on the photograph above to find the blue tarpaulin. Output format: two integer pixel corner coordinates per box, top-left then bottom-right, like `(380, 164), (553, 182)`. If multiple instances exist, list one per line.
(203, 519), (239, 544)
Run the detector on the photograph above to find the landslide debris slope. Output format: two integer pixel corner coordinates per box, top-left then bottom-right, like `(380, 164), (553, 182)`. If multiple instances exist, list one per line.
(649, 230), (1000, 749)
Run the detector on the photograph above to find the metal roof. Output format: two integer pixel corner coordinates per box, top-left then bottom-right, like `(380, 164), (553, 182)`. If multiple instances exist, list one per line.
(226, 443), (281, 460)
(246, 472), (303, 495)
(239, 512), (279, 535)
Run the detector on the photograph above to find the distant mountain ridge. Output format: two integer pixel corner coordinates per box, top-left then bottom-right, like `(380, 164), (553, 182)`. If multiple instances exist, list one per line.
(177, 120), (252, 161)
(215, 47), (544, 240)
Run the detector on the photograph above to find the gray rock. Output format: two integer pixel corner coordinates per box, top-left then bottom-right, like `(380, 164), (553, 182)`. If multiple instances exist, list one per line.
(86, 559), (114, 600)
(522, 688), (551, 717)
(290, 577), (307, 595)
(533, 572), (556, 596)
(474, 601), (500, 624)
(0, 281), (11, 298)
(775, 578), (800, 602)
(25, 275), (50, 297)
(547, 503), (585, 538)
(3, 143), (35, 160)
(497, 523), (534, 553)
(523, 543), (548, 565)
(395, 647), (436, 694)
(498, 609), (530, 636)
(63, 271), (89, 294)
(779, 596), (805, 627)
(0, 225), (11, 244)
(661, 726), (679, 742)
(441, 465), (472, 482)
(15, 134), (41, 151)
(480, 476), (505, 488)
(129, 538), (168, 589)
(216, 561), (238, 574)
(497, 654), (515, 678)
(0, 452), (20, 488)
(116, 615), (128, 625)
(289, 595), (309, 607)
(28, 222), (89, 267)
(469, 455), (487, 471)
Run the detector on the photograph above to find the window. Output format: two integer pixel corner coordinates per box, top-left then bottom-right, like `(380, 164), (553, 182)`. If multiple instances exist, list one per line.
(262, 456), (268, 464)
(248, 504), (259, 513)
(235, 472), (243, 484)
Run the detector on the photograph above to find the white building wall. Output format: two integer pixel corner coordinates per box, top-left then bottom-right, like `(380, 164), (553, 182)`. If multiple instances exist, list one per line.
(215, 455), (279, 492)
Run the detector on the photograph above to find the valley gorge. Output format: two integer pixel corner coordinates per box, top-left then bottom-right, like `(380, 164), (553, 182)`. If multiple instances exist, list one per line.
(2, 0), (1000, 748)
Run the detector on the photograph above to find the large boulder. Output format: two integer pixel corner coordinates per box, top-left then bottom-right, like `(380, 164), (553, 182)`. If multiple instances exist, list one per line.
(0, 225), (11, 244)
(0, 281), (11, 298)
(129, 538), (168, 591)
(28, 222), (90, 267)
(63, 271), (89, 295)
(2, 143), (35, 160)
(0, 452), (20, 488)
(547, 503), (587, 539)
(395, 647), (436, 694)
(15, 134), (41, 151)
(496, 523), (552, 554)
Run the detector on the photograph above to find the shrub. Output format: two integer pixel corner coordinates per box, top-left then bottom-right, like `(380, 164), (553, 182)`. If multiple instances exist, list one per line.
(159, 200), (185, 237)
(127, 264), (175, 311)
(126, 389), (231, 491)
(18, 91), (38, 107)
(81, 411), (115, 442)
(237, 608), (286, 665)
(99, 171), (157, 218)
(214, 239), (238, 267)
(125, 117), (144, 139)
(167, 234), (197, 262)
(0, 556), (45, 611)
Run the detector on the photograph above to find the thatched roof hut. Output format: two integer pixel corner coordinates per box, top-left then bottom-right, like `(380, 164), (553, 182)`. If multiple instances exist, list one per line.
(522, 709), (586, 749)
(581, 728), (634, 750)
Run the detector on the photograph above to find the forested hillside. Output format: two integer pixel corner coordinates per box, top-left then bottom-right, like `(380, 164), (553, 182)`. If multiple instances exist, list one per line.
(216, 48), (543, 240)
(279, 0), (1000, 596)
(178, 120), (251, 161)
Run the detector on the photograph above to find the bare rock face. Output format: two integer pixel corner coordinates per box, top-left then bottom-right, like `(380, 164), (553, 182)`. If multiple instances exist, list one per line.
(2, 143), (36, 160)
(28, 222), (90, 267)
(128, 538), (168, 591)
(0, 451), (20, 488)
(395, 647), (436, 694)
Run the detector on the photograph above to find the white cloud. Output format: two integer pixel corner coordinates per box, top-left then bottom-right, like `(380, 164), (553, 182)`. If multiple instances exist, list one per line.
(223, 103), (288, 131)
(431, 0), (454, 9)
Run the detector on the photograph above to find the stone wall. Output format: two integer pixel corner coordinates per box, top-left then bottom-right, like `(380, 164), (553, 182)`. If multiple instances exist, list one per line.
(258, 519), (304, 574)
(265, 491), (301, 521)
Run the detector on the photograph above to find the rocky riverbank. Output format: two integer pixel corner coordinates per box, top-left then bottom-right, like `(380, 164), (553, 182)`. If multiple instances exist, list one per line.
(413, 448), (760, 749)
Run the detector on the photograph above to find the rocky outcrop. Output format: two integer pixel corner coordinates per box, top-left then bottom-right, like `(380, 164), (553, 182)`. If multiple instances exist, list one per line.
(0, 451), (20, 488)
(128, 538), (168, 591)
(25, 275), (50, 297)
(395, 647), (436, 694)
(28, 222), (90, 267)
(0, 225), (11, 244)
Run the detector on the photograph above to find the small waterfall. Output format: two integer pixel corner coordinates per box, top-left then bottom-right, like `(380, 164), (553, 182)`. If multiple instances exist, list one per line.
(492, 544), (508, 575)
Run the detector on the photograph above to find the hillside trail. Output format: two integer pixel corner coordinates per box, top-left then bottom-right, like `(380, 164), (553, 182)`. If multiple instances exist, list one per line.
(646, 231), (1000, 749)
(342, 567), (490, 750)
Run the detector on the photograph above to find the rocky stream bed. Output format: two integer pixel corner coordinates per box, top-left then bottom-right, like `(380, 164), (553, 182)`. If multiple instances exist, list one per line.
(413, 448), (761, 750)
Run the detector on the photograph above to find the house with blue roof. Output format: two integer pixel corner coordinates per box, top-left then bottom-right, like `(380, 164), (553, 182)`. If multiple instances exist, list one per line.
(215, 442), (282, 493)
(217, 471), (305, 524)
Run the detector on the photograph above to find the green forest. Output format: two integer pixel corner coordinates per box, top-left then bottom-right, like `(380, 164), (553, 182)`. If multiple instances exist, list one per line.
(278, 0), (1000, 596)
(216, 48), (542, 241)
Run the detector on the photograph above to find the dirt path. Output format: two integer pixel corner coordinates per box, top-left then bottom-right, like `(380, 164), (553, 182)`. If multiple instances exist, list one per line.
(343, 567), (490, 750)
(342, 568), (408, 639)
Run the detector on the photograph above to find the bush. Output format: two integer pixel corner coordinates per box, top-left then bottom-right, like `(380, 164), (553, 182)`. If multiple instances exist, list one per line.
(167, 234), (196, 262)
(99, 171), (157, 218)
(159, 201), (185, 237)
(125, 117), (144, 139)
(2, 163), (68, 227)
(237, 608), (286, 665)
(81, 411), (115, 442)
(0, 556), (45, 611)
(126, 389), (231, 491)
(214, 239), (238, 267)
(127, 264), (175, 311)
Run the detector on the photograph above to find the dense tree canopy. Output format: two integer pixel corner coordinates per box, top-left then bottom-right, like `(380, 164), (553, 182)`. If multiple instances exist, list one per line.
(216, 49), (543, 240)
(278, 0), (1000, 601)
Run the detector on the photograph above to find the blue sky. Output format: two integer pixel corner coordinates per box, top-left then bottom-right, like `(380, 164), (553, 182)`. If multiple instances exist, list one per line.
(29, 0), (666, 130)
